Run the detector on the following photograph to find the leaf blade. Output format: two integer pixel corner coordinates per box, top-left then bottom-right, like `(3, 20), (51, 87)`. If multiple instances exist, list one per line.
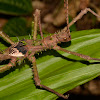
(0, 0), (32, 15)
(0, 29), (100, 100)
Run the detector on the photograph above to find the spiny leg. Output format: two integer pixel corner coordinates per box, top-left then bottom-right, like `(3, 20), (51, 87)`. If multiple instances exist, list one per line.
(63, 8), (100, 31)
(28, 56), (68, 99)
(53, 46), (100, 61)
(0, 31), (14, 44)
(0, 57), (17, 73)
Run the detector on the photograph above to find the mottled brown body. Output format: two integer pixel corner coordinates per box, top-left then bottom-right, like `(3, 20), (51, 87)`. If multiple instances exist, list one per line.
(26, 30), (71, 54)
(0, 0), (100, 99)
(2, 29), (71, 59)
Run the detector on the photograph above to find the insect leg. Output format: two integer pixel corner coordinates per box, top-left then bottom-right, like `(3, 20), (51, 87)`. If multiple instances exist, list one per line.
(33, 9), (38, 41)
(0, 57), (17, 73)
(0, 54), (12, 61)
(33, 9), (44, 40)
(64, 0), (71, 38)
(28, 56), (68, 99)
(54, 46), (100, 61)
(63, 8), (100, 31)
(38, 10), (44, 39)
(0, 31), (14, 44)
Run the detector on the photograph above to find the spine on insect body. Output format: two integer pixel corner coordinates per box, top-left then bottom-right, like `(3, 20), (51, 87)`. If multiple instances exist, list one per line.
(26, 30), (71, 55)
(42, 30), (71, 47)
(0, 29), (71, 60)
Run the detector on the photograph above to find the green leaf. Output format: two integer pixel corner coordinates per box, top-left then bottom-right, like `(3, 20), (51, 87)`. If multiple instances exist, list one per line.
(0, 0), (32, 15)
(0, 29), (100, 100)
(3, 17), (30, 37)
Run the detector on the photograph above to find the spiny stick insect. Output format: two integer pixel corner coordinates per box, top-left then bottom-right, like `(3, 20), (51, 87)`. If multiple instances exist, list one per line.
(0, 0), (100, 99)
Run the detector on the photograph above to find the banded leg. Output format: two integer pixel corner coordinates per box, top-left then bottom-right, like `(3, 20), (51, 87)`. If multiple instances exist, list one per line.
(0, 57), (17, 73)
(28, 56), (68, 99)
(53, 46), (100, 61)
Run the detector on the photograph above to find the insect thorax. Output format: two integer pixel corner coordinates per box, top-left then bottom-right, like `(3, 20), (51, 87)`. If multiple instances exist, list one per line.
(9, 40), (27, 57)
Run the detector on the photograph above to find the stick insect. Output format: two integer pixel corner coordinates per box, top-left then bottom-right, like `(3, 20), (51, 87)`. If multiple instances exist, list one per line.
(0, 0), (100, 99)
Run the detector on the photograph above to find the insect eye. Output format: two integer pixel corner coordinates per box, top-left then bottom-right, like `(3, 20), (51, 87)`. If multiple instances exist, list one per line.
(64, 37), (67, 40)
